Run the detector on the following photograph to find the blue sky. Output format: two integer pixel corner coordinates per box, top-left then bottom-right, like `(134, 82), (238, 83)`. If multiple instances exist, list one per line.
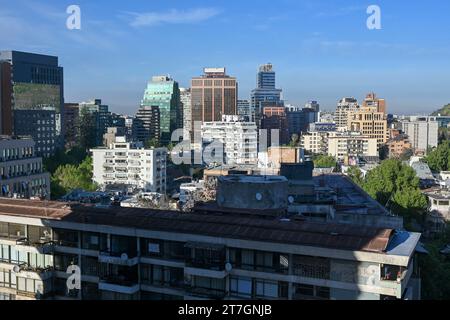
(1, 0), (450, 115)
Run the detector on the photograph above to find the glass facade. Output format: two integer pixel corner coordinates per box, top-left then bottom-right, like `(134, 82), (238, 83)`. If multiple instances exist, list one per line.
(141, 76), (181, 144)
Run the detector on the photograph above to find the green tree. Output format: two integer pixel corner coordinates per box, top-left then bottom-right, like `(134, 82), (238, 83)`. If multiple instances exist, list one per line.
(313, 155), (337, 168)
(51, 156), (97, 199)
(145, 138), (161, 149)
(362, 159), (427, 222)
(347, 166), (364, 187)
(425, 141), (450, 172)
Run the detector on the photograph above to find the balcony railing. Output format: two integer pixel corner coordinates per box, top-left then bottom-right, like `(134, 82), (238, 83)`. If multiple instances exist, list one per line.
(186, 286), (227, 299)
(15, 238), (55, 254)
(293, 263), (330, 280)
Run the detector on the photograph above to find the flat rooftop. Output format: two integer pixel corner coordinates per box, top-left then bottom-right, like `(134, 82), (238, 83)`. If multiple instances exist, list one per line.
(0, 198), (413, 255)
(313, 174), (391, 216)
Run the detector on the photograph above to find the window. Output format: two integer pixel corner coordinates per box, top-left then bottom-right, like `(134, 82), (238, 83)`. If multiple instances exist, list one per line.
(53, 229), (78, 247)
(230, 277), (252, 298)
(255, 280), (278, 298)
(81, 232), (107, 251)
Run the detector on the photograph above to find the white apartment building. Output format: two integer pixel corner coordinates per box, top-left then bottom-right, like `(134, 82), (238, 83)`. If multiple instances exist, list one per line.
(301, 131), (338, 155)
(425, 190), (450, 235)
(91, 137), (167, 194)
(328, 134), (378, 160)
(401, 118), (439, 154)
(0, 136), (50, 199)
(201, 115), (258, 165)
(334, 97), (359, 129)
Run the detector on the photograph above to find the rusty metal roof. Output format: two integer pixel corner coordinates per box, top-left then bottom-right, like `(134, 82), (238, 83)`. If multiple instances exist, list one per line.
(0, 198), (393, 253)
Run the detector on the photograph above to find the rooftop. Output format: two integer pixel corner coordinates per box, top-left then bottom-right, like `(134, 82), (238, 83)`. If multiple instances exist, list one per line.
(0, 198), (409, 254)
(314, 174), (390, 216)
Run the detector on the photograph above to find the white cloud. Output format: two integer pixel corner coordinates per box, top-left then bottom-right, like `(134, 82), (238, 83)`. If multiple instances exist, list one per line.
(128, 8), (221, 28)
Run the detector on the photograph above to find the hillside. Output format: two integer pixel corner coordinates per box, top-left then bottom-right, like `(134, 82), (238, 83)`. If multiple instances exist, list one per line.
(431, 104), (450, 116)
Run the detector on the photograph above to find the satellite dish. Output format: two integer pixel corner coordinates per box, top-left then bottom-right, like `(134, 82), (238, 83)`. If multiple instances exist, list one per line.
(288, 196), (294, 204)
(225, 263), (233, 272)
(120, 253), (128, 261)
(13, 265), (20, 273)
(255, 193), (262, 201)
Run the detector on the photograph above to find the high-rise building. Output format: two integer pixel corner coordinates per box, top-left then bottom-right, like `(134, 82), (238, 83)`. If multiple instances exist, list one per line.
(180, 88), (192, 141)
(124, 116), (136, 142)
(286, 108), (318, 137)
(305, 100), (320, 112)
(334, 98), (359, 129)
(0, 51), (64, 157)
(261, 106), (290, 146)
(191, 68), (238, 139)
(363, 92), (386, 114)
(0, 62), (12, 135)
(401, 117), (439, 154)
(78, 99), (112, 148)
(141, 76), (181, 144)
(91, 138), (167, 194)
(201, 115), (258, 165)
(134, 106), (160, 144)
(237, 99), (252, 120)
(0, 136), (50, 199)
(251, 64), (283, 127)
(347, 106), (388, 150)
(63, 103), (79, 149)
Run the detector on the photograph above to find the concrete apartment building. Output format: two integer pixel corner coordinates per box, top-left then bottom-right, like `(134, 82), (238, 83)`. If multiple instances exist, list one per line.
(401, 117), (439, 154)
(91, 137), (167, 194)
(334, 98), (359, 129)
(201, 115), (258, 165)
(301, 130), (339, 155)
(363, 93), (386, 114)
(347, 106), (388, 150)
(424, 189), (450, 235)
(0, 175), (421, 301)
(327, 134), (378, 161)
(386, 134), (412, 159)
(0, 136), (50, 199)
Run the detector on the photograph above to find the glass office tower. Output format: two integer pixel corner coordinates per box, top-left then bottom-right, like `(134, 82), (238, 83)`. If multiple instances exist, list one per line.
(141, 76), (181, 144)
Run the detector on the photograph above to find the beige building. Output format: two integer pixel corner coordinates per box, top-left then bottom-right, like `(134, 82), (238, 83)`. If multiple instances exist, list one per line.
(347, 106), (388, 149)
(334, 97), (359, 129)
(301, 131), (338, 155)
(328, 134), (378, 160)
(363, 92), (386, 114)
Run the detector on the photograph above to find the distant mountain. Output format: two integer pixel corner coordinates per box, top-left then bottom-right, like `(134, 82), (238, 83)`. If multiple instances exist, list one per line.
(431, 104), (450, 116)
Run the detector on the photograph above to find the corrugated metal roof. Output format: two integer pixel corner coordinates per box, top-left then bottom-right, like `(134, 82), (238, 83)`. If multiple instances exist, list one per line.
(0, 198), (393, 253)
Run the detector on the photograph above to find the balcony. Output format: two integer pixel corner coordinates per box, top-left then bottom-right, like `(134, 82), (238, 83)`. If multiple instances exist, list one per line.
(98, 251), (139, 266)
(16, 264), (54, 281)
(185, 286), (227, 300)
(15, 238), (55, 255)
(99, 278), (140, 295)
(379, 265), (413, 299)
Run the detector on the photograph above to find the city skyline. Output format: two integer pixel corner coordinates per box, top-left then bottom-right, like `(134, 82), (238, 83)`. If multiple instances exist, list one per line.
(1, 0), (450, 115)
